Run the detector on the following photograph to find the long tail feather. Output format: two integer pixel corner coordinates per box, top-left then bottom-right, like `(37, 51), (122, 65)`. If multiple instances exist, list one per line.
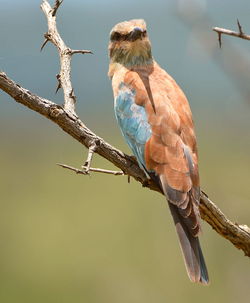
(168, 202), (209, 284)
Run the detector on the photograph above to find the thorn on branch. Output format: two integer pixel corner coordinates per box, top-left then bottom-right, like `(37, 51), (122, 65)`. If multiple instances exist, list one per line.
(69, 88), (77, 104)
(55, 74), (62, 93)
(218, 32), (222, 48)
(40, 33), (51, 51)
(237, 19), (244, 35)
(51, 0), (63, 17)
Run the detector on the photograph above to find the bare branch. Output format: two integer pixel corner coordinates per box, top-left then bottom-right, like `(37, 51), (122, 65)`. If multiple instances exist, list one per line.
(57, 163), (124, 176)
(0, 71), (146, 185)
(200, 193), (250, 256)
(40, 0), (92, 114)
(0, 71), (250, 256)
(178, 7), (250, 103)
(213, 26), (250, 40)
(213, 20), (250, 47)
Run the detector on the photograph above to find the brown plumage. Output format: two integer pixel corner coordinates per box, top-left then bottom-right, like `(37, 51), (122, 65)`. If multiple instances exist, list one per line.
(109, 19), (209, 284)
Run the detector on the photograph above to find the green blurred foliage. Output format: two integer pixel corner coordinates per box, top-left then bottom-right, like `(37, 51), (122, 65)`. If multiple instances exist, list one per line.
(0, 0), (250, 302)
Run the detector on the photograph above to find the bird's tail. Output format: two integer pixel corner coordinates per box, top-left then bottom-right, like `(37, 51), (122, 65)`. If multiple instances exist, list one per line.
(168, 202), (209, 285)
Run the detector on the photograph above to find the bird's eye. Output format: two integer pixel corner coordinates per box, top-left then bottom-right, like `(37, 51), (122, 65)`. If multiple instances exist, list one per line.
(111, 32), (122, 41)
(142, 30), (147, 37)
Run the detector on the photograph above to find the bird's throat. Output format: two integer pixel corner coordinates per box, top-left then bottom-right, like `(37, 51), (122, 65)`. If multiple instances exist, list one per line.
(109, 40), (153, 68)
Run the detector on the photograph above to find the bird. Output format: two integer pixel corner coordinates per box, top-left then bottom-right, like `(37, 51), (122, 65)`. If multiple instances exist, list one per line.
(108, 19), (209, 284)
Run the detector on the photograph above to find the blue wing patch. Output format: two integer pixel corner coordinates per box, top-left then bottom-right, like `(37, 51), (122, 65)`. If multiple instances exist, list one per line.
(114, 82), (152, 170)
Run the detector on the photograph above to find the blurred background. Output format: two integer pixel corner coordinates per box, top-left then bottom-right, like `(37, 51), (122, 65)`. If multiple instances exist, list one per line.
(0, 0), (250, 302)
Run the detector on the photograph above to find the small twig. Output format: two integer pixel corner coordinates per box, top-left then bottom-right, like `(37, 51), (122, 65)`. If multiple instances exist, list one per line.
(213, 20), (250, 47)
(57, 163), (124, 176)
(82, 142), (97, 173)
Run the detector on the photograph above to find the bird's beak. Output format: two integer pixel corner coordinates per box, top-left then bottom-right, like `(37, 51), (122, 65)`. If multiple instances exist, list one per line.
(129, 27), (143, 41)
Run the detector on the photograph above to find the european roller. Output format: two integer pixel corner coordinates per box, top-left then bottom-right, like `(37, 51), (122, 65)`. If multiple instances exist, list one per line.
(108, 19), (209, 284)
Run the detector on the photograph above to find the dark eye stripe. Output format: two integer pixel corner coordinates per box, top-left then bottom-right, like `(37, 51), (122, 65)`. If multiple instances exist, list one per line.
(110, 30), (147, 42)
(110, 32), (122, 41)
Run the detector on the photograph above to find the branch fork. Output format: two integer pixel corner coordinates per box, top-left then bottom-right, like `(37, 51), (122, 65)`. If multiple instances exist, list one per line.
(58, 141), (124, 176)
(82, 141), (97, 173)
(213, 19), (250, 47)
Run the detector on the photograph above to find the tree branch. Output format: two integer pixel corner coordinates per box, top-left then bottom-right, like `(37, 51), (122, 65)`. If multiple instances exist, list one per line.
(40, 0), (92, 114)
(0, 71), (150, 189)
(0, 1), (250, 258)
(213, 20), (250, 47)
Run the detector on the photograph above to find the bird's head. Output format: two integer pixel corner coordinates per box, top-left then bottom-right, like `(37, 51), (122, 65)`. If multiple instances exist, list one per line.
(109, 19), (153, 67)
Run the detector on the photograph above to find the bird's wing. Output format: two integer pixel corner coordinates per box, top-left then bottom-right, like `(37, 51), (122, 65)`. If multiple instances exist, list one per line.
(122, 65), (201, 233)
(114, 82), (152, 172)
